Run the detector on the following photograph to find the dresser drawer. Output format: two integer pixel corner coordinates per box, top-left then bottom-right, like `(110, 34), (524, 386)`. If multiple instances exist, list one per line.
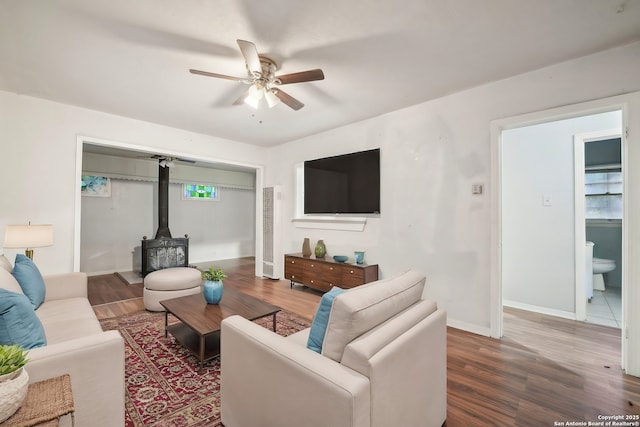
(305, 263), (341, 291)
(341, 267), (366, 288)
(284, 256), (304, 282)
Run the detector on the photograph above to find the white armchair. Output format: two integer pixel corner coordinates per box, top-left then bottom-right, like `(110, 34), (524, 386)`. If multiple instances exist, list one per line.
(220, 270), (447, 427)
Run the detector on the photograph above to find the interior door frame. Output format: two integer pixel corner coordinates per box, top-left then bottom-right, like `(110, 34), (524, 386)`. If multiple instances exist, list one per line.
(490, 92), (638, 376)
(573, 128), (622, 322)
(73, 135), (265, 277)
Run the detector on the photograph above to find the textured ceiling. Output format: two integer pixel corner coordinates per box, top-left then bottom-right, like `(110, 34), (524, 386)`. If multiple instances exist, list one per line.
(1, 0), (640, 147)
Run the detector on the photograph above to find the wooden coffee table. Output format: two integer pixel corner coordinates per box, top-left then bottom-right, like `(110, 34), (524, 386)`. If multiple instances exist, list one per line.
(159, 288), (281, 367)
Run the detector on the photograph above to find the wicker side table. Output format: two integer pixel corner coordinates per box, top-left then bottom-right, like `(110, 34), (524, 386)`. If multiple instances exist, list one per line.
(0, 374), (74, 427)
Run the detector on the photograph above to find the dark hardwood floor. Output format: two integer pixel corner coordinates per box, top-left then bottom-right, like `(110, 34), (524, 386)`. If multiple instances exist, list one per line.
(88, 258), (640, 426)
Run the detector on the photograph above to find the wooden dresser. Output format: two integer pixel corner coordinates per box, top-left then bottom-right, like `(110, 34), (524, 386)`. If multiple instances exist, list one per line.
(284, 253), (379, 292)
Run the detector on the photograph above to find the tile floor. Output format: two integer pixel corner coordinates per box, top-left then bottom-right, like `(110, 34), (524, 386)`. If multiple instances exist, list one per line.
(587, 286), (622, 328)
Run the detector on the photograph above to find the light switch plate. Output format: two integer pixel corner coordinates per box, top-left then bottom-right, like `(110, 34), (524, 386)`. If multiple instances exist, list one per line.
(471, 184), (483, 195)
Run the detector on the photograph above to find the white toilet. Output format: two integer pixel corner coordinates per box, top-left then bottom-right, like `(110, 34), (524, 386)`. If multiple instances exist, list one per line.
(592, 257), (616, 291)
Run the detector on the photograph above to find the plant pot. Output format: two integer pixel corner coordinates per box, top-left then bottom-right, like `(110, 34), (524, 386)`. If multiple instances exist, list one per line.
(203, 280), (223, 304)
(0, 367), (29, 423)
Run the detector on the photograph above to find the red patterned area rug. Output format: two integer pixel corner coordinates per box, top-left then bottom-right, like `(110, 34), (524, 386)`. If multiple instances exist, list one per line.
(100, 309), (310, 427)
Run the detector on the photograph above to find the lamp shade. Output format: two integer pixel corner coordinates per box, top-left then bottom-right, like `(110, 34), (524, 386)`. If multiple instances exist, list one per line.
(3, 224), (54, 249)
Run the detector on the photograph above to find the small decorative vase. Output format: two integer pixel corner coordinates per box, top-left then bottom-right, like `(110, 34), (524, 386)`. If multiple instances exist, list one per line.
(315, 240), (326, 258)
(0, 367), (29, 423)
(354, 251), (365, 264)
(302, 238), (312, 257)
(203, 280), (223, 304)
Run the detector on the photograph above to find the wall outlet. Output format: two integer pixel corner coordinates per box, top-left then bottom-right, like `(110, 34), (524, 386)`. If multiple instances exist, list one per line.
(471, 184), (483, 195)
(543, 194), (553, 206)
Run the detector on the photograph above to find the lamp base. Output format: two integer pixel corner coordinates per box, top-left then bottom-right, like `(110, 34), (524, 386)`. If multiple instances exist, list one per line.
(24, 249), (34, 260)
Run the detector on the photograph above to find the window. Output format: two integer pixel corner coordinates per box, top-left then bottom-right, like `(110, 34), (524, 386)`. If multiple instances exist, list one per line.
(182, 183), (219, 201)
(585, 171), (622, 219)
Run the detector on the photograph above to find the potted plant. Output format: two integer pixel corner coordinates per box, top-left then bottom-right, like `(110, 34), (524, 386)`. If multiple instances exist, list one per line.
(0, 344), (30, 422)
(202, 267), (227, 304)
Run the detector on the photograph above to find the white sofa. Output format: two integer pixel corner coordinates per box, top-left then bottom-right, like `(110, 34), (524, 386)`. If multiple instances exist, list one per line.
(220, 270), (447, 427)
(0, 265), (125, 427)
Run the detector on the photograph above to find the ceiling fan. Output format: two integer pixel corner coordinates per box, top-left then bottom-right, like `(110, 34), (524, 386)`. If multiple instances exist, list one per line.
(142, 154), (196, 168)
(189, 39), (325, 111)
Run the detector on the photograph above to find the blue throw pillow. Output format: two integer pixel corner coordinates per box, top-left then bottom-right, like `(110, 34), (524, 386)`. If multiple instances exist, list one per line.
(307, 287), (345, 353)
(0, 289), (47, 349)
(12, 254), (46, 309)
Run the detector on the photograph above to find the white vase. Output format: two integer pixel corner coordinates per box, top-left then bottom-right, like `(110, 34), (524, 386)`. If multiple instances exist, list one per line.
(0, 367), (29, 422)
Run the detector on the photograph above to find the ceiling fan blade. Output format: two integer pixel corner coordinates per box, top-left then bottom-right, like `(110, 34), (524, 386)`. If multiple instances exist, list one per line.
(276, 69), (325, 85)
(233, 89), (250, 105)
(189, 69), (248, 82)
(176, 157), (196, 164)
(273, 88), (304, 111)
(237, 39), (262, 77)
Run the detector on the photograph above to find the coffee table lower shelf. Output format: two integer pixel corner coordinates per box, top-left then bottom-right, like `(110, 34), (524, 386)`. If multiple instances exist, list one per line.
(160, 290), (282, 369)
(165, 322), (220, 366)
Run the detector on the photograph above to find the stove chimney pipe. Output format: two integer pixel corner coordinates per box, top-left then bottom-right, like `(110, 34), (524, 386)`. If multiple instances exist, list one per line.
(155, 162), (172, 239)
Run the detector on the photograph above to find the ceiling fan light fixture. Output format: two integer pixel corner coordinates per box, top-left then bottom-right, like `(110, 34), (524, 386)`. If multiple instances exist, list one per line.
(264, 89), (280, 108)
(244, 84), (265, 109)
(158, 157), (176, 168)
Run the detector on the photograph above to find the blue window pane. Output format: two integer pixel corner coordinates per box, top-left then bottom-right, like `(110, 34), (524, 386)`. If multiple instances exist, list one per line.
(183, 184), (218, 200)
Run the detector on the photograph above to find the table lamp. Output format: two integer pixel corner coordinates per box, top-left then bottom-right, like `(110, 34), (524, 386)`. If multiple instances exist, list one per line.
(3, 223), (54, 260)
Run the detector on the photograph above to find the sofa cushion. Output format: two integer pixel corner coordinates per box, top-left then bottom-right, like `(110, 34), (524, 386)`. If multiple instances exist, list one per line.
(0, 267), (24, 294)
(0, 289), (47, 349)
(12, 254), (46, 309)
(306, 287), (345, 353)
(0, 254), (12, 272)
(36, 298), (103, 344)
(321, 270), (426, 362)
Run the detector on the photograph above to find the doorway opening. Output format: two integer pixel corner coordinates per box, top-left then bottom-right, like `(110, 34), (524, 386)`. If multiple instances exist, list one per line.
(500, 110), (622, 323)
(73, 136), (265, 278)
(489, 92), (640, 376)
(576, 130), (622, 328)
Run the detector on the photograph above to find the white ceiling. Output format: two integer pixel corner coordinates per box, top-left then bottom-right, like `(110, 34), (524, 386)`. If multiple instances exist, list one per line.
(2, 0), (640, 147)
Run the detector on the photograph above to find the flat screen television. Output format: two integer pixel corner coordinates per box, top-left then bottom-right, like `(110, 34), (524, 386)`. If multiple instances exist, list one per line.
(304, 148), (380, 215)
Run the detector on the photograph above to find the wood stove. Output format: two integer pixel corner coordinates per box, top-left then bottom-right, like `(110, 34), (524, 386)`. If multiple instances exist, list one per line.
(141, 159), (190, 277)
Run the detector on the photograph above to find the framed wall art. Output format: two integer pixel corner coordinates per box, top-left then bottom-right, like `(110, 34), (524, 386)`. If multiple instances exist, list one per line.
(81, 175), (111, 197)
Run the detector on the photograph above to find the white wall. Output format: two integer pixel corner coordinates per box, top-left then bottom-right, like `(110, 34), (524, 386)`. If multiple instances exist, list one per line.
(502, 111), (621, 314)
(265, 41), (640, 334)
(81, 179), (152, 273)
(0, 91), (266, 274)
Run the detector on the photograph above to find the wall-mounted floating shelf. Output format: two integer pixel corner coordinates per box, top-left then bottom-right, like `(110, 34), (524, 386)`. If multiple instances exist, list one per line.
(291, 217), (367, 232)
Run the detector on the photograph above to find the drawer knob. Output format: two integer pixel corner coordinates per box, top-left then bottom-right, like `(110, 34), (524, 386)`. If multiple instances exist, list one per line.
(330, 267), (334, 270)
(350, 270), (354, 274)
(291, 275), (295, 279)
(310, 280), (314, 283)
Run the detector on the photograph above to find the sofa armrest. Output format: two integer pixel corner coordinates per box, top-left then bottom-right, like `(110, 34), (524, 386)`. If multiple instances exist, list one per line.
(221, 315), (371, 427)
(43, 272), (88, 301)
(26, 331), (125, 427)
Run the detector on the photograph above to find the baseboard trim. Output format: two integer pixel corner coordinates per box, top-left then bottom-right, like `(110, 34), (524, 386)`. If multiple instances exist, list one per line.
(503, 300), (576, 321)
(447, 318), (492, 337)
